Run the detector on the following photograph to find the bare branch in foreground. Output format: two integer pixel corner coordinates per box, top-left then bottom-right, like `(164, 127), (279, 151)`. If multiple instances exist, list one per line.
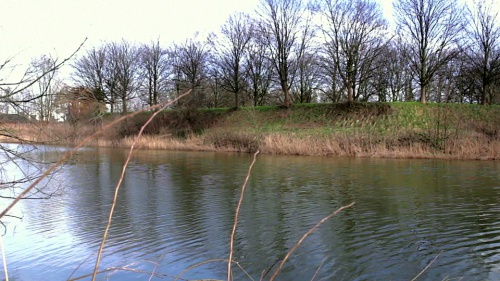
(260, 258), (282, 280)
(268, 201), (356, 281)
(410, 251), (443, 281)
(1, 39), (87, 99)
(90, 89), (192, 281)
(310, 257), (327, 281)
(148, 253), (164, 281)
(228, 150), (260, 281)
(67, 253), (94, 280)
(0, 89), (192, 221)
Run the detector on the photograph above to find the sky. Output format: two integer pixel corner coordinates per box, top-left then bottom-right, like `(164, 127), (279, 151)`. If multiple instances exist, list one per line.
(2, 0), (496, 73)
(1, 0), (261, 77)
(0, 0), (397, 61)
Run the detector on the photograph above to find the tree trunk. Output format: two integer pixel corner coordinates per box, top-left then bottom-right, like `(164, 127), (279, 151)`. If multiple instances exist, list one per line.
(347, 80), (354, 103)
(281, 76), (291, 107)
(110, 91), (115, 113)
(122, 95), (127, 114)
(420, 86), (426, 103)
(234, 92), (239, 108)
(284, 88), (291, 107)
(481, 83), (488, 105)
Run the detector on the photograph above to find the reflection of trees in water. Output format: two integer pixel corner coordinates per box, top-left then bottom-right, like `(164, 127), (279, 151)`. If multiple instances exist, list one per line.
(165, 152), (240, 269)
(311, 158), (500, 280)
(0, 144), (68, 200)
(64, 148), (177, 255)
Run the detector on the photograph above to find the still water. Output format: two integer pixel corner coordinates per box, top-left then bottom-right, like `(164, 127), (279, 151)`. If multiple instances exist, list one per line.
(1, 144), (499, 280)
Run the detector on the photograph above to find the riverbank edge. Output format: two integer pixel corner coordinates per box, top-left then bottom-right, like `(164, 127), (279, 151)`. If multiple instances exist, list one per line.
(1, 102), (499, 160)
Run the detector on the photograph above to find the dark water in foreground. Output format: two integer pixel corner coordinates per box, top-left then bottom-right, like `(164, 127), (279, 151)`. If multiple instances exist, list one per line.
(1, 144), (499, 280)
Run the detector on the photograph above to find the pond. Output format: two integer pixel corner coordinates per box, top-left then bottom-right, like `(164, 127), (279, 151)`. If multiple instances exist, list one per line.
(1, 144), (499, 280)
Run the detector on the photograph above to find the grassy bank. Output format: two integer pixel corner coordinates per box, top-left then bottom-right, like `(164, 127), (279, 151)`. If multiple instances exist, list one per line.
(2, 102), (499, 160)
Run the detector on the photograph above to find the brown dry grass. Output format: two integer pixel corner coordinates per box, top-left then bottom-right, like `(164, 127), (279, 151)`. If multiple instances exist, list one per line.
(258, 133), (499, 160)
(119, 135), (210, 151)
(0, 122), (108, 145)
(3, 121), (498, 160)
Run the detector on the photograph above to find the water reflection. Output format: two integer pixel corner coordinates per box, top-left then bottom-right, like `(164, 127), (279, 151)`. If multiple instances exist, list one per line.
(1, 146), (499, 280)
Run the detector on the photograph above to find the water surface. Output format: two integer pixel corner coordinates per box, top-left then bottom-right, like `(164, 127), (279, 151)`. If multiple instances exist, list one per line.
(1, 144), (499, 280)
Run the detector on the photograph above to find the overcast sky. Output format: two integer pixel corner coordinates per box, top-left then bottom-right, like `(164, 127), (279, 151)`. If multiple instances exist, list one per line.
(2, 0), (495, 70)
(0, 0), (399, 59)
(1, 0), (263, 70)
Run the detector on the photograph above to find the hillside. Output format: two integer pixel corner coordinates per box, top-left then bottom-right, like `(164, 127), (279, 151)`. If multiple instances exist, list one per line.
(118, 102), (499, 159)
(2, 102), (499, 160)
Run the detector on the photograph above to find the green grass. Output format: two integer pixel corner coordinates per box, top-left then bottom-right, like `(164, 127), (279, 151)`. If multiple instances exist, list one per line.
(120, 102), (498, 145)
(198, 102), (499, 140)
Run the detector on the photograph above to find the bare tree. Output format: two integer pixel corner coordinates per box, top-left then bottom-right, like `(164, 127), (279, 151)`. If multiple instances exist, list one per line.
(292, 51), (322, 103)
(72, 46), (107, 108)
(258, 0), (311, 107)
(318, 0), (388, 103)
(379, 41), (414, 102)
(210, 13), (253, 108)
(317, 50), (344, 103)
(103, 44), (119, 113)
(28, 56), (62, 121)
(107, 40), (140, 114)
(463, 0), (500, 105)
(394, 0), (464, 103)
(430, 55), (463, 103)
(139, 40), (171, 108)
(171, 36), (210, 108)
(246, 33), (274, 106)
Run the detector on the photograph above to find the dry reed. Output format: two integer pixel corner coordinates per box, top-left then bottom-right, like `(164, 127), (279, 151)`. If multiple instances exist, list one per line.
(259, 133), (499, 160)
(228, 150), (260, 281)
(120, 135), (210, 151)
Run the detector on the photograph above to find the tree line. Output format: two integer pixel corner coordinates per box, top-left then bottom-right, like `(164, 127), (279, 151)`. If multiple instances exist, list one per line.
(3, 0), (500, 121)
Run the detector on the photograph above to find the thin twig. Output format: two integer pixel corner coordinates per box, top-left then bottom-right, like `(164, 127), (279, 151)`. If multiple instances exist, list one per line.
(67, 252), (94, 280)
(228, 150), (260, 281)
(4, 39), (87, 97)
(148, 253), (164, 281)
(410, 251), (443, 281)
(174, 258), (226, 281)
(269, 202), (355, 281)
(0, 89), (191, 221)
(310, 257), (327, 281)
(260, 258), (282, 281)
(91, 89), (192, 281)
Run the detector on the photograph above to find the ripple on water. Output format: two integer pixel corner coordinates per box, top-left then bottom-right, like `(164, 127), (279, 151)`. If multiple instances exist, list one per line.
(5, 152), (500, 281)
